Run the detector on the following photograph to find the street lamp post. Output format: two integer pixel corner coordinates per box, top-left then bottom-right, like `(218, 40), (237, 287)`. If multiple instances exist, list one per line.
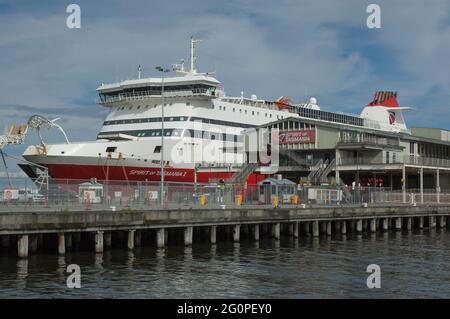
(155, 66), (170, 206)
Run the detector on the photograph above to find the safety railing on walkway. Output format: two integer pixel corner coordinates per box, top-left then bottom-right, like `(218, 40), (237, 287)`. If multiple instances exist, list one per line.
(0, 177), (449, 211)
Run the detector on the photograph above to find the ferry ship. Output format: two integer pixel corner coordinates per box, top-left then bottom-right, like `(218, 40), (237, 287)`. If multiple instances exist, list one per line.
(20, 38), (411, 184)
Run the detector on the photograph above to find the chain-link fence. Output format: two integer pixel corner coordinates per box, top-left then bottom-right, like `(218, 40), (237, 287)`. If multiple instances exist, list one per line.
(0, 177), (448, 211)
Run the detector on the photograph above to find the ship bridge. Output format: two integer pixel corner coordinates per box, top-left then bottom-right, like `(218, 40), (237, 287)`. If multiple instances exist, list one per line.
(96, 74), (221, 105)
(96, 37), (222, 106)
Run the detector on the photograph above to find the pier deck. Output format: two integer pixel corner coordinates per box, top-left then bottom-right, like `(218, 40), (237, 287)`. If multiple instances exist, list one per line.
(1, 204), (449, 257)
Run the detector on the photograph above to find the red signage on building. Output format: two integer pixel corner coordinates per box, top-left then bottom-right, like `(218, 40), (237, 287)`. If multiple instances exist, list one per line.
(278, 130), (316, 144)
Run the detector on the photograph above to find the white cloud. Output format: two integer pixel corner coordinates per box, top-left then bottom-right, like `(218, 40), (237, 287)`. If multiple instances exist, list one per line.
(1, 0), (450, 143)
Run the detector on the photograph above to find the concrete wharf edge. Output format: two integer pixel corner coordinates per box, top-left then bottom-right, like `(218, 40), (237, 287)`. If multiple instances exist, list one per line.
(1, 204), (449, 235)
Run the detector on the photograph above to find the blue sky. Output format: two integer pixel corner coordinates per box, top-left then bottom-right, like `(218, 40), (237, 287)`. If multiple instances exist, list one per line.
(1, 0), (450, 176)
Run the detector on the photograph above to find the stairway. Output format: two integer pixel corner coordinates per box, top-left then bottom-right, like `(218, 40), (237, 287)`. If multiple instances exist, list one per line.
(307, 159), (323, 184)
(319, 158), (336, 184)
(227, 162), (258, 184)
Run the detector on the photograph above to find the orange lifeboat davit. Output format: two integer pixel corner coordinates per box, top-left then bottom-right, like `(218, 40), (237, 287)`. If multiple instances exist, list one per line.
(275, 96), (292, 110)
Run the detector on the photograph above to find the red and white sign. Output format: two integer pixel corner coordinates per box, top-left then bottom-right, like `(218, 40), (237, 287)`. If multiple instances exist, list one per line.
(278, 130), (316, 144)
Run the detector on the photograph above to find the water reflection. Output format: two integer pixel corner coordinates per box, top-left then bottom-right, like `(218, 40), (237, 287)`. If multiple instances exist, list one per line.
(232, 242), (240, 263)
(210, 243), (217, 259)
(94, 253), (103, 269)
(1, 230), (450, 298)
(126, 251), (135, 269)
(310, 237), (320, 250)
(57, 256), (66, 280)
(16, 259), (28, 289)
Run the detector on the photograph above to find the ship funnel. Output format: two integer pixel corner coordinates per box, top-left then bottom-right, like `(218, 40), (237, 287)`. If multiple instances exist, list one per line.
(368, 91), (399, 107)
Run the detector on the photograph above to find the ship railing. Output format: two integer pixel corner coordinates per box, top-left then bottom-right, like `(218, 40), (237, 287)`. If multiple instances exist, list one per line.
(97, 88), (216, 104)
(219, 97), (278, 110)
(338, 155), (450, 168)
(337, 136), (401, 148)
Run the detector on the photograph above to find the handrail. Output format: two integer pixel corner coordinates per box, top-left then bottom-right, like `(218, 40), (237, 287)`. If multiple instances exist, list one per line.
(338, 155), (450, 168)
(97, 88), (215, 104)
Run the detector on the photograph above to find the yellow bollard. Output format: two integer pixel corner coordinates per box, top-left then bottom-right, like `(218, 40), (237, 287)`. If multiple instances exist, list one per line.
(273, 196), (279, 208)
(237, 194), (242, 206)
(201, 194), (207, 206)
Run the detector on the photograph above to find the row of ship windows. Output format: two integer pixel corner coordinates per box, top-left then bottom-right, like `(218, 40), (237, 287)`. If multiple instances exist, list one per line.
(103, 116), (255, 128)
(113, 103), (284, 120)
(268, 121), (316, 130)
(217, 105), (284, 119)
(116, 102), (191, 111)
(295, 108), (364, 127)
(98, 128), (244, 142)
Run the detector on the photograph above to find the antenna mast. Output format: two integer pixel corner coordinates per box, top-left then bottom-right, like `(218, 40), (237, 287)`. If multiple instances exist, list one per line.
(190, 36), (201, 74)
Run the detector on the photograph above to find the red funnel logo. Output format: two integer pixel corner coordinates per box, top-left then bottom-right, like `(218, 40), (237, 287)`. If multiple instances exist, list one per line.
(368, 91), (399, 107)
(388, 111), (396, 124)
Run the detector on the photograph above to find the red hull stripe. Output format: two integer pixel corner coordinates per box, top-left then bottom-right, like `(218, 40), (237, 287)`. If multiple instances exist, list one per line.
(41, 163), (266, 184)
